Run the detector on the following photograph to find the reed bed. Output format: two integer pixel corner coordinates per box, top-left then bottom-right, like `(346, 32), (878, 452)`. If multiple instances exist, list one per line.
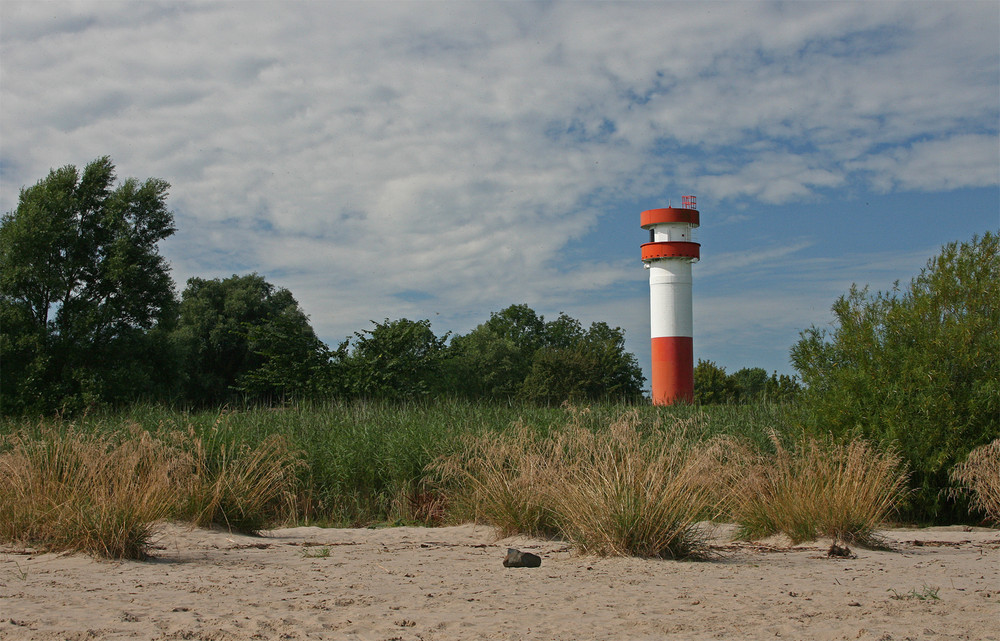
(950, 438), (1000, 525)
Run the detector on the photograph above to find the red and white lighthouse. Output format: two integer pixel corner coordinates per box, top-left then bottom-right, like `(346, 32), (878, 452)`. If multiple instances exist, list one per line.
(640, 195), (700, 405)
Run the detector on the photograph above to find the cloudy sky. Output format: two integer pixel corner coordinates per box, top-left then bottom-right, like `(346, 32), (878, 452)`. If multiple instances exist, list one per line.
(2, 1), (998, 387)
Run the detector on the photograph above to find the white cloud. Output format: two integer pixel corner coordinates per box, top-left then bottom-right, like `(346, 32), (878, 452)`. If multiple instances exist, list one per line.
(1, 0), (996, 365)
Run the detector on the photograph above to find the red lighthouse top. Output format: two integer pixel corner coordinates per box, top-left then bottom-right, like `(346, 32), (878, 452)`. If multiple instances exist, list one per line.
(639, 195), (700, 229)
(640, 195), (700, 261)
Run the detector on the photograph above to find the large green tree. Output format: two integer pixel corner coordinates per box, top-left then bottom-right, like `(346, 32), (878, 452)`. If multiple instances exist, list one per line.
(172, 274), (331, 405)
(0, 157), (178, 412)
(791, 232), (1000, 520)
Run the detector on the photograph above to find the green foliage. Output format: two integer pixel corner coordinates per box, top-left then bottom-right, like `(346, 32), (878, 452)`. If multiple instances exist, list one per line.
(0, 157), (178, 413)
(448, 305), (644, 403)
(791, 232), (1000, 521)
(695, 361), (800, 405)
(447, 304), (546, 399)
(172, 273), (331, 405)
(694, 360), (739, 404)
(341, 318), (449, 400)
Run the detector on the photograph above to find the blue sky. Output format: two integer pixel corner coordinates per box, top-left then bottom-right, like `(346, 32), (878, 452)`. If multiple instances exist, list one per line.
(2, 1), (997, 388)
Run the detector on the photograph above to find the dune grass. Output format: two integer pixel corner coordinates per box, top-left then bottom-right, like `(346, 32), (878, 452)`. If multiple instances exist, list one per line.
(0, 420), (304, 558)
(725, 433), (910, 546)
(430, 409), (726, 558)
(950, 438), (1000, 525)
(183, 426), (304, 535)
(1, 399), (918, 559)
(0, 426), (191, 559)
(543, 412), (725, 558)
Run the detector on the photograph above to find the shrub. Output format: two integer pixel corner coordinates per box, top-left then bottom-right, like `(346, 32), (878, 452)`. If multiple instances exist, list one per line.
(791, 232), (1000, 521)
(950, 438), (1000, 525)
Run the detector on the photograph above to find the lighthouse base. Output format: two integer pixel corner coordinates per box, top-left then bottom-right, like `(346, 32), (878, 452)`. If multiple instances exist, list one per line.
(650, 336), (694, 405)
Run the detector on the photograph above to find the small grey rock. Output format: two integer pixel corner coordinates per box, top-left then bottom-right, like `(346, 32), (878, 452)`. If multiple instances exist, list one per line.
(503, 548), (541, 568)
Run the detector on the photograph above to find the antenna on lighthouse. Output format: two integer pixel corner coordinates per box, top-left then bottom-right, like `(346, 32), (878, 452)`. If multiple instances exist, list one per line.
(640, 197), (701, 405)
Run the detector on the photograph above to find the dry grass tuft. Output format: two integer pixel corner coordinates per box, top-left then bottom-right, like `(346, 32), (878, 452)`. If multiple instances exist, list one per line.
(430, 410), (723, 558)
(726, 433), (909, 546)
(428, 421), (560, 537)
(546, 412), (723, 558)
(0, 426), (192, 559)
(0, 421), (306, 558)
(185, 430), (304, 535)
(950, 439), (1000, 525)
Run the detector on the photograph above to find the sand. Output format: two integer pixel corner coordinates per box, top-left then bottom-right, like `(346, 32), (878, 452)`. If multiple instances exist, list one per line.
(1, 523), (997, 640)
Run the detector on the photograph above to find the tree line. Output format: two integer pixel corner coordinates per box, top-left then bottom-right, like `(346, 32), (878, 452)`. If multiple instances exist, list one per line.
(0, 157), (648, 413)
(693, 360), (800, 405)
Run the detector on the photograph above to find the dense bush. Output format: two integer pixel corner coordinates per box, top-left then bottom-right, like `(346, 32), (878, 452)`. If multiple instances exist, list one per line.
(791, 232), (1000, 521)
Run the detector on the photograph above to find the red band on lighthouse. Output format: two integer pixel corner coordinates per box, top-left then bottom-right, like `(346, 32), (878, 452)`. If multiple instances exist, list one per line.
(651, 336), (694, 404)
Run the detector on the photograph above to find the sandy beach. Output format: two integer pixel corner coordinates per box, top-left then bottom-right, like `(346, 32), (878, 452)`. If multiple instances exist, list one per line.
(2, 523), (997, 641)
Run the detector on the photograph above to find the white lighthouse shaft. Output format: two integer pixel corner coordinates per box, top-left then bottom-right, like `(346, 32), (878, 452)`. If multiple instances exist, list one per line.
(649, 260), (693, 340)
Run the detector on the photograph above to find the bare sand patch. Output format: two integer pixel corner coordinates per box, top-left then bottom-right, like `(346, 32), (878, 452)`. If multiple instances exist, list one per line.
(2, 523), (997, 640)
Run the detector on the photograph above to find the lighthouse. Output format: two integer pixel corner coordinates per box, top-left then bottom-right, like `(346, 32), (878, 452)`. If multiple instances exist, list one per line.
(640, 195), (700, 405)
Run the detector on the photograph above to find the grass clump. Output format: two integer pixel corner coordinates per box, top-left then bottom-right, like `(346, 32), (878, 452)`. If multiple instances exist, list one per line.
(546, 412), (723, 558)
(182, 423), (304, 535)
(727, 434), (909, 546)
(0, 417), (305, 558)
(431, 408), (723, 558)
(949, 438), (1000, 525)
(429, 421), (559, 537)
(0, 426), (192, 559)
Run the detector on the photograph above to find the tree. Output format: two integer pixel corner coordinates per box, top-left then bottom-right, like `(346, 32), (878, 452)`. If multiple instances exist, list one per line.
(447, 304), (546, 399)
(693, 359), (738, 405)
(341, 318), (448, 400)
(521, 320), (644, 404)
(791, 232), (1000, 521)
(447, 305), (643, 404)
(730, 367), (769, 402)
(730, 367), (800, 404)
(172, 274), (330, 405)
(0, 157), (178, 412)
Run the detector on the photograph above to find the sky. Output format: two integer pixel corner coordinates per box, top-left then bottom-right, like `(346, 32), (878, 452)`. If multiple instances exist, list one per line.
(2, 1), (998, 389)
